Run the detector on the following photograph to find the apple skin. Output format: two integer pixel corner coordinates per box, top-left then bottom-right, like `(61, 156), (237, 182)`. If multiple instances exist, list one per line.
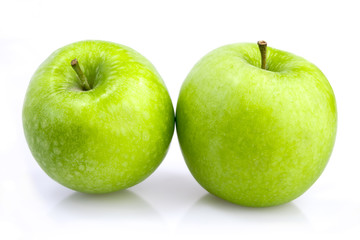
(23, 40), (174, 193)
(176, 43), (337, 207)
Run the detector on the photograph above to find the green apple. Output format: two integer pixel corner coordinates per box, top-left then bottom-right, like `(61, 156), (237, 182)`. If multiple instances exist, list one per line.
(176, 41), (337, 207)
(23, 40), (174, 193)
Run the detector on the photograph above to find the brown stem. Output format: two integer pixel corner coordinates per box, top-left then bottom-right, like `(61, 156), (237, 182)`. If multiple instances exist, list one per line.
(257, 40), (267, 70)
(71, 59), (91, 91)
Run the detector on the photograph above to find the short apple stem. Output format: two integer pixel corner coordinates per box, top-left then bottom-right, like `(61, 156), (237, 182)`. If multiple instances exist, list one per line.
(257, 40), (267, 70)
(71, 59), (91, 91)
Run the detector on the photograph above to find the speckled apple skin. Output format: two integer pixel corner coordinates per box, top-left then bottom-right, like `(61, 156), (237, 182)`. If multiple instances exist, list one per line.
(176, 43), (337, 207)
(23, 40), (174, 193)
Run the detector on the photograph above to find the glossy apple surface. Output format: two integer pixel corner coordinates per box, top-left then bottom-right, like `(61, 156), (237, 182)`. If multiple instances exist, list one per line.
(23, 40), (174, 193)
(176, 43), (337, 207)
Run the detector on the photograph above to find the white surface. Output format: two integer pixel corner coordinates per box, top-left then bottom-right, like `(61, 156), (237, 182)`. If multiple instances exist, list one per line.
(1, 0), (359, 239)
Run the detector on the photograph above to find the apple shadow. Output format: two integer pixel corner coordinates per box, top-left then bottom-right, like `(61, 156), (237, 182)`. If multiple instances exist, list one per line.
(177, 193), (310, 233)
(132, 169), (207, 210)
(49, 190), (162, 225)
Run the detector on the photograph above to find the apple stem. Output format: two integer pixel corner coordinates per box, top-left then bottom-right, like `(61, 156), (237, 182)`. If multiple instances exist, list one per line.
(71, 59), (91, 91)
(257, 40), (267, 70)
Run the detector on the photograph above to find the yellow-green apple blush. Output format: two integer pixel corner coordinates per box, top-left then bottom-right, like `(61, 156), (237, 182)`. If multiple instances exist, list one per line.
(176, 41), (337, 207)
(23, 40), (174, 193)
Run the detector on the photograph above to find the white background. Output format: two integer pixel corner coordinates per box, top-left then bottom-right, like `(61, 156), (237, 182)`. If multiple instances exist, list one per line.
(1, 0), (359, 239)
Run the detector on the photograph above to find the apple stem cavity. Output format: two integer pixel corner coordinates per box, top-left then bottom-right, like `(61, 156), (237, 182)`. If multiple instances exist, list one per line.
(257, 40), (267, 70)
(71, 59), (91, 91)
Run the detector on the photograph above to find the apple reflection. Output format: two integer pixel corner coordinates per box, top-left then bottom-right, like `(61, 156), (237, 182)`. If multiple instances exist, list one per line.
(178, 193), (310, 233)
(49, 190), (162, 225)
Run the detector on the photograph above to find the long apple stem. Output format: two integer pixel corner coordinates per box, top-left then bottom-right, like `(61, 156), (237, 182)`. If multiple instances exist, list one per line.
(71, 59), (91, 91)
(257, 40), (267, 70)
